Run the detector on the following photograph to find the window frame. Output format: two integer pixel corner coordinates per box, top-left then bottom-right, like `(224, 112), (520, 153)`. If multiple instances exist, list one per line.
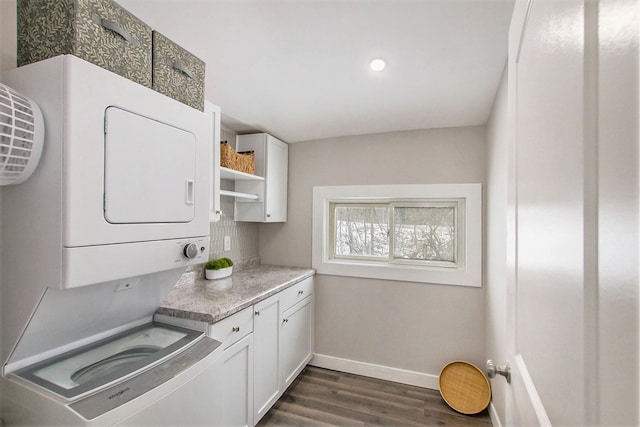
(312, 184), (482, 287)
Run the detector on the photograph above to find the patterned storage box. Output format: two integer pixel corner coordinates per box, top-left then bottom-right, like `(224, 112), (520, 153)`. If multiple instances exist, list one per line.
(152, 31), (205, 111)
(17, 0), (153, 88)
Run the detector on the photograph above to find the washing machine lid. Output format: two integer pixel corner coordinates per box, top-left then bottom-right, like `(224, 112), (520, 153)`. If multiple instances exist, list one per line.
(12, 322), (203, 400)
(3, 268), (186, 376)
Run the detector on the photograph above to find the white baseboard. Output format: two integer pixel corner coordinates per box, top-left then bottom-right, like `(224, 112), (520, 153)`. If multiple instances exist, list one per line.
(310, 353), (440, 390)
(488, 402), (502, 427)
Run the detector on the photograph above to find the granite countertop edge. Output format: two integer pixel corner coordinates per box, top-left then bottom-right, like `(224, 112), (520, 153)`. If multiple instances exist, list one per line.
(156, 265), (315, 325)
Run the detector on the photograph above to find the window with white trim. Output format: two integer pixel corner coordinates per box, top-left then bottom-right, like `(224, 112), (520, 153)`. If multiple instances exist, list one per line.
(312, 184), (482, 287)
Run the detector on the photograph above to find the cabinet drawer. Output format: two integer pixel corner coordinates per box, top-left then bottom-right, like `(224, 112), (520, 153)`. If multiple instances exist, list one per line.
(208, 306), (254, 349)
(152, 31), (205, 111)
(17, 0), (152, 87)
(279, 277), (314, 312)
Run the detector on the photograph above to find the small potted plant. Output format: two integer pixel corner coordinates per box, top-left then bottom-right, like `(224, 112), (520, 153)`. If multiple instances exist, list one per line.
(204, 257), (234, 280)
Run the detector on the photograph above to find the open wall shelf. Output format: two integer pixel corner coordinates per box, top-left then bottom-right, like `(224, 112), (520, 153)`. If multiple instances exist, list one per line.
(220, 167), (264, 181)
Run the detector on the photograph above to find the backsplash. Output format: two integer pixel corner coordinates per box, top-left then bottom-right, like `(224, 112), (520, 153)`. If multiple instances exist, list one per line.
(208, 128), (259, 269)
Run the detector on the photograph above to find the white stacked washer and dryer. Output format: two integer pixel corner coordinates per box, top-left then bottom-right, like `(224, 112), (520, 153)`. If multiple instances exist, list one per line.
(1, 55), (223, 425)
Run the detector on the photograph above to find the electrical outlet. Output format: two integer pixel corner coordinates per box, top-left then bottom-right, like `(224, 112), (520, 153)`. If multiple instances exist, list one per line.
(224, 236), (231, 251)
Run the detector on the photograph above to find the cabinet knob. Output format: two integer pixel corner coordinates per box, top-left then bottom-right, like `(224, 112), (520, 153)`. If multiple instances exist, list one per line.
(215, 210), (222, 215)
(232, 326), (240, 333)
(298, 290), (304, 295)
(255, 310), (260, 316)
(267, 214), (271, 218)
(283, 318), (289, 323)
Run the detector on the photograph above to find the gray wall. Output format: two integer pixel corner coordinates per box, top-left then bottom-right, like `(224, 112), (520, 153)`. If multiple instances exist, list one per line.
(259, 126), (487, 377)
(484, 65), (508, 423)
(0, 2), (17, 412)
(0, 1), (15, 72)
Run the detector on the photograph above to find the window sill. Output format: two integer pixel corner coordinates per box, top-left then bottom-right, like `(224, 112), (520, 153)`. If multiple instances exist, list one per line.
(316, 259), (480, 287)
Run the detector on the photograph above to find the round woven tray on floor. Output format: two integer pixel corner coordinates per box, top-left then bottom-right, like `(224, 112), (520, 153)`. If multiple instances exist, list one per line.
(438, 360), (491, 414)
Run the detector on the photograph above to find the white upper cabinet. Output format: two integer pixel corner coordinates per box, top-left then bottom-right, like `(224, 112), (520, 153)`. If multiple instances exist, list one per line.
(204, 101), (221, 222)
(234, 133), (288, 222)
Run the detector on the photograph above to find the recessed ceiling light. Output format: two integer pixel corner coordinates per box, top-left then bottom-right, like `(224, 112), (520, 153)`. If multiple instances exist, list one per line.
(369, 58), (386, 72)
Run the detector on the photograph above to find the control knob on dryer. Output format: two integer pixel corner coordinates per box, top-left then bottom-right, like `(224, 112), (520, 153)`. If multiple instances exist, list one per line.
(183, 243), (199, 259)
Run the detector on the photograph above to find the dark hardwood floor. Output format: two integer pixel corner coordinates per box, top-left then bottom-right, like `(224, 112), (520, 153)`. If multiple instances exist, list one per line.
(257, 366), (492, 426)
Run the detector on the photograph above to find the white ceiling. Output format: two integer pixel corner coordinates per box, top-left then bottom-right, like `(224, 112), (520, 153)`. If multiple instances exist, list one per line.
(118, 0), (515, 143)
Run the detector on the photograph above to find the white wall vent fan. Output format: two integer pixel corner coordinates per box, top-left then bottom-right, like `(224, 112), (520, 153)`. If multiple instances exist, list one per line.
(0, 82), (44, 186)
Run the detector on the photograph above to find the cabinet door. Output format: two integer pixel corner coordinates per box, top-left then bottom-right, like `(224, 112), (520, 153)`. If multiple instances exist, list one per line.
(204, 101), (221, 222)
(280, 296), (313, 389)
(264, 136), (288, 222)
(235, 133), (288, 222)
(214, 334), (253, 427)
(253, 295), (281, 423)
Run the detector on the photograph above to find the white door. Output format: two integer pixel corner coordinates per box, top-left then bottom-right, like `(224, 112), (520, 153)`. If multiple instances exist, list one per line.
(508, 0), (591, 424)
(506, 0), (638, 425)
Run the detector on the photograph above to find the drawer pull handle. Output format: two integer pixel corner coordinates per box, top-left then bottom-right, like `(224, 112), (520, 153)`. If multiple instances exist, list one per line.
(298, 290), (304, 295)
(167, 59), (195, 79)
(92, 15), (139, 47)
(232, 326), (240, 332)
(283, 318), (289, 323)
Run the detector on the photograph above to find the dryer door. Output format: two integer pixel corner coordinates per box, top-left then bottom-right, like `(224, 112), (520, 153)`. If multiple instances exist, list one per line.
(104, 107), (196, 224)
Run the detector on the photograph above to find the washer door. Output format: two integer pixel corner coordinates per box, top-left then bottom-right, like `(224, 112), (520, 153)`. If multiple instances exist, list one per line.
(104, 107), (196, 224)
(13, 323), (203, 400)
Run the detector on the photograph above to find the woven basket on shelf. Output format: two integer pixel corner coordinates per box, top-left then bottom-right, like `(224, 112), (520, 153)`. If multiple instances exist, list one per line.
(438, 360), (491, 415)
(220, 141), (255, 175)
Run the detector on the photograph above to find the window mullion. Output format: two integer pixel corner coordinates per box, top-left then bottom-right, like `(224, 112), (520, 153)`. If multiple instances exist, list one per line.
(388, 203), (395, 263)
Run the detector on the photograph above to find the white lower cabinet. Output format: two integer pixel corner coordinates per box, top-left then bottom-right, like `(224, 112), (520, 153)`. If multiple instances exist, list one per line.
(208, 306), (254, 427)
(253, 278), (314, 424)
(280, 296), (313, 389)
(206, 276), (314, 426)
(253, 295), (282, 423)
(213, 334), (254, 427)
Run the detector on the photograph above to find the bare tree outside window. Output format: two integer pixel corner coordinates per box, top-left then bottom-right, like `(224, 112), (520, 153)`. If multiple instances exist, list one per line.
(392, 206), (456, 262)
(334, 205), (389, 258)
(332, 202), (458, 265)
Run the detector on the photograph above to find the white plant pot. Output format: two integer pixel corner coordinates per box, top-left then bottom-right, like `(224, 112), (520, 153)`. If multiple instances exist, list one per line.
(205, 266), (233, 280)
